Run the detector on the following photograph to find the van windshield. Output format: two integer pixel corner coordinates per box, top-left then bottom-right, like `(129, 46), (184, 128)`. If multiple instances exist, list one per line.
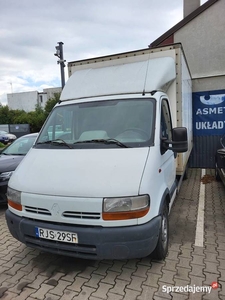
(36, 98), (155, 148)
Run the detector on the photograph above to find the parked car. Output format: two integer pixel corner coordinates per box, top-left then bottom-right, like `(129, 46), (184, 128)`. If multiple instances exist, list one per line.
(215, 134), (225, 187)
(0, 133), (38, 203)
(0, 131), (9, 145)
(0, 131), (17, 144)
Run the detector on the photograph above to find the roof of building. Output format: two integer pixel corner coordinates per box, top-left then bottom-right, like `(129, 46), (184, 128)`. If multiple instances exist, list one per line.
(149, 0), (219, 48)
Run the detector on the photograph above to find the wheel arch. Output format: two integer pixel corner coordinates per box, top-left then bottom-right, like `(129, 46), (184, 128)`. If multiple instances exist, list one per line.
(158, 189), (170, 215)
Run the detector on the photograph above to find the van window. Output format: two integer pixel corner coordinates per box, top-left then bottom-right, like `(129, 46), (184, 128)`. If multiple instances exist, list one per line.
(36, 98), (156, 148)
(160, 98), (172, 153)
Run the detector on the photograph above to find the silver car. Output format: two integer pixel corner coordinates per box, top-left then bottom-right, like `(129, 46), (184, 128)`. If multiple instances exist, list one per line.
(0, 131), (17, 144)
(0, 133), (38, 203)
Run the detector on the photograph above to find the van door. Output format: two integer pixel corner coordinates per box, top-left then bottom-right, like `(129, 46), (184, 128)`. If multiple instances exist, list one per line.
(160, 98), (176, 192)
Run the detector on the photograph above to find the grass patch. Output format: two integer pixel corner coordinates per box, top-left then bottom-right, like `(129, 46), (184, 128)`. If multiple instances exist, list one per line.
(0, 142), (6, 148)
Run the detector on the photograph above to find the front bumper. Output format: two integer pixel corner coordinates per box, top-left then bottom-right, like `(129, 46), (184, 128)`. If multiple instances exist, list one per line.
(5, 209), (161, 260)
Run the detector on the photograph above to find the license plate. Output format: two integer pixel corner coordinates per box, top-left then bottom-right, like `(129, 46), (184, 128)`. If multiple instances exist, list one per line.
(35, 227), (78, 243)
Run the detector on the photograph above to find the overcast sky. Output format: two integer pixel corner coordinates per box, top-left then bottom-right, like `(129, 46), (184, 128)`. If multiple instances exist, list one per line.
(0, 0), (207, 106)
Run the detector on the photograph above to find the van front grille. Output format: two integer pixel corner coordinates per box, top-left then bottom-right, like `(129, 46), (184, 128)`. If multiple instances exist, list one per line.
(62, 211), (101, 220)
(24, 205), (101, 220)
(25, 206), (51, 215)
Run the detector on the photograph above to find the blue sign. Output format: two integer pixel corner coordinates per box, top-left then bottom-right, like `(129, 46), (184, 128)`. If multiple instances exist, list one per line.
(193, 90), (225, 136)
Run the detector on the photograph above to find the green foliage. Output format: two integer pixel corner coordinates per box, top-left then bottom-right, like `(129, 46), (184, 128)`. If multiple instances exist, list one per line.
(44, 93), (60, 117)
(0, 93), (60, 132)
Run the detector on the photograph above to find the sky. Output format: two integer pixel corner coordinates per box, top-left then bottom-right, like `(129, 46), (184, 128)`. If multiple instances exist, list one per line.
(0, 0), (207, 106)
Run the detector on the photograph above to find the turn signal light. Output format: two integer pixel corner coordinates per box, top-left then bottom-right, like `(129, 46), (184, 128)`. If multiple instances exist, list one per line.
(102, 207), (149, 220)
(8, 200), (22, 211)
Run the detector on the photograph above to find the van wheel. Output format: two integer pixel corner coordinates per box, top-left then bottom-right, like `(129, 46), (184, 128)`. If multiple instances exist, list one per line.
(183, 169), (188, 180)
(183, 164), (189, 180)
(151, 203), (169, 260)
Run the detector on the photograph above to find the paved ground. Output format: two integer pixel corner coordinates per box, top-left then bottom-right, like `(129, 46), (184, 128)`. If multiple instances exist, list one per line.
(0, 168), (225, 300)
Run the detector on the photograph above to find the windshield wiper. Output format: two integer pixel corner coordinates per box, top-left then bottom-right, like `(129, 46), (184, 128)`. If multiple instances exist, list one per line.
(73, 138), (129, 148)
(37, 139), (72, 149)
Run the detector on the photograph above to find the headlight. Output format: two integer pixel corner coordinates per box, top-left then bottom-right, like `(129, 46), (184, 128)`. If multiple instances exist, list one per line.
(0, 171), (14, 182)
(103, 195), (150, 220)
(7, 187), (22, 211)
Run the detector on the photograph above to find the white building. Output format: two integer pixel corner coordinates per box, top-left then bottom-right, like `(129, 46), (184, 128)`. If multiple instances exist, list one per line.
(7, 87), (61, 112)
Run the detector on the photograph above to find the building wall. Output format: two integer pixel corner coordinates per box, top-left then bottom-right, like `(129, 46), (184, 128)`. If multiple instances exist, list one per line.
(7, 87), (62, 112)
(8, 91), (39, 112)
(192, 75), (225, 93)
(173, 0), (225, 168)
(174, 0), (225, 89)
(43, 87), (62, 100)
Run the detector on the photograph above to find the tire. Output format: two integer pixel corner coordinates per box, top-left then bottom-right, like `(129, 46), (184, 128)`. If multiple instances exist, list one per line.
(183, 169), (188, 180)
(183, 163), (189, 180)
(151, 203), (169, 260)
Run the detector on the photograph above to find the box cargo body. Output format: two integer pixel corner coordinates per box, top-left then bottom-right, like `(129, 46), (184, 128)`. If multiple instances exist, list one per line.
(5, 43), (192, 260)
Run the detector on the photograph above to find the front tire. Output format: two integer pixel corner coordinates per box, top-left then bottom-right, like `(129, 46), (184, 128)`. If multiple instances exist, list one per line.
(151, 203), (169, 260)
(183, 167), (188, 180)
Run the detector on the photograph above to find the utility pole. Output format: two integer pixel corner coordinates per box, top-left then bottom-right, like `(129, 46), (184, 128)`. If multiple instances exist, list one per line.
(54, 42), (66, 89)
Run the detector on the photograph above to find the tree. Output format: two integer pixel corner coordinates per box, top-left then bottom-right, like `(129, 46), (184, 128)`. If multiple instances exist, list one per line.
(0, 105), (11, 123)
(27, 111), (46, 132)
(44, 93), (60, 117)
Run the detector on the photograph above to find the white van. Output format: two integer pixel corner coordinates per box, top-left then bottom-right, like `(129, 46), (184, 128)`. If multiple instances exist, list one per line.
(5, 44), (192, 260)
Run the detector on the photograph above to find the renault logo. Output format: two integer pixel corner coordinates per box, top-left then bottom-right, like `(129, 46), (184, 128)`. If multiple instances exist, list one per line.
(51, 203), (60, 216)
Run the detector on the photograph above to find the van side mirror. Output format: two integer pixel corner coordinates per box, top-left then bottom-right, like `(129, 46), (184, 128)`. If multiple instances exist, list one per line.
(162, 127), (188, 153)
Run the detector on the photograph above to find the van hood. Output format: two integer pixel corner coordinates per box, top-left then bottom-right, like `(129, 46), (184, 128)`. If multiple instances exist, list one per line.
(9, 148), (150, 197)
